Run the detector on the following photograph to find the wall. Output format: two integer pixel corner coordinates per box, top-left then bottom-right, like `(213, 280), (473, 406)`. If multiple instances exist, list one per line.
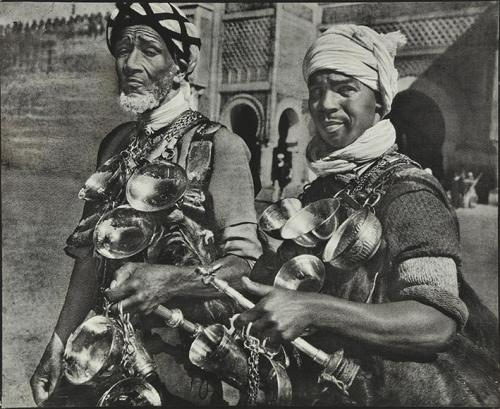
(1, 33), (132, 179)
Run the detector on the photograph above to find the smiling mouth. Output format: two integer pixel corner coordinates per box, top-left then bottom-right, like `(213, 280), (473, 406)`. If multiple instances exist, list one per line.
(324, 121), (344, 132)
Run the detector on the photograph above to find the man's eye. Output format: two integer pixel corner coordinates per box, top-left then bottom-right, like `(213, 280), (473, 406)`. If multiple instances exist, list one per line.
(337, 86), (356, 96)
(115, 47), (130, 57)
(308, 87), (322, 98)
(144, 48), (159, 56)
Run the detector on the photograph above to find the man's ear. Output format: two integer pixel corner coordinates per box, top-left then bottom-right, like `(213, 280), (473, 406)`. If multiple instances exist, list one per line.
(172, 58), (189, 84)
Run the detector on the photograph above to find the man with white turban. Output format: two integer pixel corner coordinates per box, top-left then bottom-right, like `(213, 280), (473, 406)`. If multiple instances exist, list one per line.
(236, 25), (499, 406)
(30, 2), (262, 406)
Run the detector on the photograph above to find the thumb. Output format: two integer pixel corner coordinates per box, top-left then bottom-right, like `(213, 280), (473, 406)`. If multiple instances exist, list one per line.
(241, 276), (274, 297)
(113, 262), (136, 286)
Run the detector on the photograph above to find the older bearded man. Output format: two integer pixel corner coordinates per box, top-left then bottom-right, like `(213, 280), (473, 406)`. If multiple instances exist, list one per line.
(236, 25), (500, 406)
(30, 2), (261, 406)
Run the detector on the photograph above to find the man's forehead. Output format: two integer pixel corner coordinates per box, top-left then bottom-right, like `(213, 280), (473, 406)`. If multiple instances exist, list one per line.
(309, 70), (357, 84)
(116, 25), (165, 45)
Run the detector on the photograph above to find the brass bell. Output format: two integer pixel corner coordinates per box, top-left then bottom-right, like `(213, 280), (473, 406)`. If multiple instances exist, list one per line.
(93, 205), (160, 259)
(126, 161), (188, 212)
(189, 324), (248, 390)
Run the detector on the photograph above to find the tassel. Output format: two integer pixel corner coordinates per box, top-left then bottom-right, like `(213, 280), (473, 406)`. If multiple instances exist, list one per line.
(381, 30), (407, 57)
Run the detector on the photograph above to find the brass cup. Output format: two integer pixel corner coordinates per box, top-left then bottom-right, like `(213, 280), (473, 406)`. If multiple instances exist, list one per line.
(189, 324), (248, 390)
(126, 161), (188, 212)
(323, 207), (382, 270)
(273, 255), (326, 292)
(97, 377), (162, 407)
(93, 205), (159, 259)
(78, 154), (125, 202)
(63, 315), (124, 385)
(281, 198), (341, 247)
(258, 198), (302, 239)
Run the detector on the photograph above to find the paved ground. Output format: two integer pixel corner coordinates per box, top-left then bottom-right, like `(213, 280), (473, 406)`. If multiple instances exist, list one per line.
(2, 167), (498, 407)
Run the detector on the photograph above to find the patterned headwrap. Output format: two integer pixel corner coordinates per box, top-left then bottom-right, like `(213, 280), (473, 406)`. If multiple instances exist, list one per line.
(106, 1), (201, 76)
(302, 24), (406, 117)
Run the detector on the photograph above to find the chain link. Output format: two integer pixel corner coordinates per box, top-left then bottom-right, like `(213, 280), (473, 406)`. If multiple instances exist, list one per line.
(126, 110), (205, 166)
(244, 334), (261, 406)
(117, 303), (137, 377)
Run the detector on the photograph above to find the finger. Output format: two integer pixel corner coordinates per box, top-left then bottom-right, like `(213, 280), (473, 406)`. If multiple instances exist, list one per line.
(241, 276), (274, 297)
(234, 307), (262, 328)
(31, 379), (49, 406)
(260, 327), (283, 345)
(110, 293), (148, 314)
(46, 375), (59, 398)
(113, 262), (137, 285)
(105, 280), (139, 302)
(248, 317), (275, 338)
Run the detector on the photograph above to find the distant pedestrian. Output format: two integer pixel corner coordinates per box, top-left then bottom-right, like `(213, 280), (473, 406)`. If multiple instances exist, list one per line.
(272, 151), (292, 201)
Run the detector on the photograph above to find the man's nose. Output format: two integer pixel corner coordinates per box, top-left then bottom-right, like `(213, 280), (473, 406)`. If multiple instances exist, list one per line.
(124, 47), (142, 73)
(320, 89), (341, 112)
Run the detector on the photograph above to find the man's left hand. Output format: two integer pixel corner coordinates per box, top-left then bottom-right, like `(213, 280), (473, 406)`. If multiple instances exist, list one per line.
(105, 262), (181, 315)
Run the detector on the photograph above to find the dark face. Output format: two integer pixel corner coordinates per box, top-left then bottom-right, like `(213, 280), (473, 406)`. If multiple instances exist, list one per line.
(114, 25), (177, 96)
(308, 70), (380, 150)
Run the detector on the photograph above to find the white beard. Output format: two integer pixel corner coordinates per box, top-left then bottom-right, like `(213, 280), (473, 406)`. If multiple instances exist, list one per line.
(119, 91), (160, 114)
(118, 71), (176, 114)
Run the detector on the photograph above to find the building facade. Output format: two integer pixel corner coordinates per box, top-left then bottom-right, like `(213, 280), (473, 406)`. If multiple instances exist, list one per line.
(1, 2), (498, 198)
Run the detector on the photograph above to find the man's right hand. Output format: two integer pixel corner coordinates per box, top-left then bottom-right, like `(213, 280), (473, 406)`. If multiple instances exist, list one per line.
(30, 333), (65, 406)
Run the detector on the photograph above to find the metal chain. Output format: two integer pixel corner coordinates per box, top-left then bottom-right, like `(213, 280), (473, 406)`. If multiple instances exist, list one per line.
(243, 333), (261, 406)
(125, 110), (205, 165)
(118, 303), (137, 377)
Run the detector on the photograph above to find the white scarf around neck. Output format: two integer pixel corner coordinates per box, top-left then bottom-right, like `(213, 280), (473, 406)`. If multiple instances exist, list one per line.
(306, 119), (396, 177)
(140, 81), (191, 133)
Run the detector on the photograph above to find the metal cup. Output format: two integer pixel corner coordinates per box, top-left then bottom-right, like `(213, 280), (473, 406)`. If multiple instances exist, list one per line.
(97, 377), (162, 407)
(189, 324), (248, 390)
(93, 205), (160, 259)
(281, 198), (341, 247)
(323, 207), (382, 270)
(78, 155), (125, 202)
(273, 254), (326, 292)
(63, 315), (125, 386)
(258, 198), (302, 239)
(126, 160), (188, 212)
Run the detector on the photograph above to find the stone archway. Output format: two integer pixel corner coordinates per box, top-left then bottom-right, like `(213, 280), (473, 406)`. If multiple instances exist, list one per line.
(220, 95), (264, 194)
(389, 90), (446, 183)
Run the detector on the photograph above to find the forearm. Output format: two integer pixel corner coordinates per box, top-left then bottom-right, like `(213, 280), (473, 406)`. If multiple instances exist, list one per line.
(309, 295), (456, 357)
(54, 256), (98, 344)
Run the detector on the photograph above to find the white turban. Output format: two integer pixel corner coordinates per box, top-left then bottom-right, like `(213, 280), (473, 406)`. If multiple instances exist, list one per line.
(302, 25), (406, 117)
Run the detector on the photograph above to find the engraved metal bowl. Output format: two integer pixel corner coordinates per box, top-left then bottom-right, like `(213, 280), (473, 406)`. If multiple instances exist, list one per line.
(258, 198), (302, 240)
(97, 377), (162, 407)
(78, 155), (125, 202)
(63, 315), (124, 385)
(323, 207), (382, 270)
(281, 198), (341, 247)
(93, 205), (159, 259)
(126, 161), (188, 212)
(273, 255), (326, 292)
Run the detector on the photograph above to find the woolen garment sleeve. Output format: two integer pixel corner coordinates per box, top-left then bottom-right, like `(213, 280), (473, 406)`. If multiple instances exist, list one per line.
(208, 127), (262, 261)
(381, 187), (469, 329)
